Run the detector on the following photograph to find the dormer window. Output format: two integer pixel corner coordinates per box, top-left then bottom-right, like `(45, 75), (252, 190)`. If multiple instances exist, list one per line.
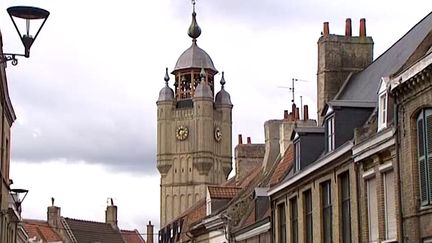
(325, 116), (335, 152)
(294, 140), (300, 172)
(378, 78), (388, 131)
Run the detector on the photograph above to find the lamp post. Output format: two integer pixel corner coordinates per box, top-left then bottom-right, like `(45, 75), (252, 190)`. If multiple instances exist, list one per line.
(10, 188), (28, 243)
(1, 6), (50, 65)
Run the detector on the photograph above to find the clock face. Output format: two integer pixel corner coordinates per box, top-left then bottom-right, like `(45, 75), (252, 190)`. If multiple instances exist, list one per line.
(214, 126), (222, 142)
(176, 125), (189, 141)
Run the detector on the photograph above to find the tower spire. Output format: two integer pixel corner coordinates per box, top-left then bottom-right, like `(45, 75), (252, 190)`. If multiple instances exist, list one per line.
(188, 0), (201, 40)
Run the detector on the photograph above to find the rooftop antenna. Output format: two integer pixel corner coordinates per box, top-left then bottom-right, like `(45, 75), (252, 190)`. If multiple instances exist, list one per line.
(277, 78), (309, 105)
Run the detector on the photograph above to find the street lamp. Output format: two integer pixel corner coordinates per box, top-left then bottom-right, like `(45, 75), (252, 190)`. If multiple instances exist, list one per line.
(10, 188), (28, 214)
(1, 6), (50, 66)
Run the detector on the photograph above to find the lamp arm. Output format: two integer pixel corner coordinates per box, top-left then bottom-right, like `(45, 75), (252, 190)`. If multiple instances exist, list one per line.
(0, 53), (27, 66)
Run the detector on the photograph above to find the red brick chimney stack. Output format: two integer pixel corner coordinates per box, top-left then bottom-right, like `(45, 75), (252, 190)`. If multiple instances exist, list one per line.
(304, 105), (309, 120)
(345, 18), (352, 36)
(147, 221), (154, 243)
(323, 22), (329, 36)
(360, 18), (366, 37)
(284, 110), (289, 119)
(238, 134), (243, 144)
(247, 137), (251, 144)
(295, 108), (300, 120)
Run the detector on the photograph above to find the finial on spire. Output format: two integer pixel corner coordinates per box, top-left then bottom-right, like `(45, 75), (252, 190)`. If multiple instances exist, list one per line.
(220, 71), (226, 88)
(188, 0), (201, 40)
(164, 67), (170, 85)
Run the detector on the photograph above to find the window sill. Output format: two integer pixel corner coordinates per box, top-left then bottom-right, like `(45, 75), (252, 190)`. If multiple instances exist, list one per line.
(419, 204), (432, 212)
(382, 239), (397, 243)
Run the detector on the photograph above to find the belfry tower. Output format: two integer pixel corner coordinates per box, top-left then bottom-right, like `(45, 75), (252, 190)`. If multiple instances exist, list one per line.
(156, 2), (233, 227)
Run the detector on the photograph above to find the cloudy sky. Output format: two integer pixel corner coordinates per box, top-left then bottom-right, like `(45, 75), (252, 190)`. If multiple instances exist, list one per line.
(0, 0), (430, 236)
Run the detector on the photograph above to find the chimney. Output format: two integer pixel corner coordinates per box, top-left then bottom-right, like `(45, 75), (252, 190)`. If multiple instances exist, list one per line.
(105, 199), (118, 230)
(304, 105), (309, 120)
(345, 18), (352, 36)
(283, 110), (289, 119)
(295, 108), (300, 120)
(47, 199), (61, 229)
(147, 221), (154, 243)
(317, 18), (373, 124)
(360, 18), (366, 37)
(323, 22), (329, 36)
(238, 134), (243, 144)
(247, 137), (252, 144)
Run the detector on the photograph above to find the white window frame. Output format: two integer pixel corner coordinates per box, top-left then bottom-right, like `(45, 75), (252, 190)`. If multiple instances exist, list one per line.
(378, 78), (388, 131)
(366, 176), (378, 243)
(294, 140), (300, 172)
(383, 169), (396, 241)
(326, 116), (335, 152)
(378, 92), (388, 131)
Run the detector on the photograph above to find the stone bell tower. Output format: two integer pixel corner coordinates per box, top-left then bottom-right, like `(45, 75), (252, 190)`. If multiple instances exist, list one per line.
(156, 2), (233, 227)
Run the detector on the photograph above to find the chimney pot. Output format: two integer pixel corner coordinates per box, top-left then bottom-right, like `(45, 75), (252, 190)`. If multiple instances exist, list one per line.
(360, 18), (366, 37)
(247, 137), (251, 144)
(238, 134), (243, 144)
(345, 18), (352, 36)
(147, 221), (154, 243)
(284, 110), (289, 119)
(304, 105), (309, 120)
(323, 22), (329, 36)
(295, 108), (300, 120)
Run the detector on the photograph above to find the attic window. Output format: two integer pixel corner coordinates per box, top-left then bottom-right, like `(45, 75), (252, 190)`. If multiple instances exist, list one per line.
(325, 116), (335, 152)
(294, 140), (300, 172)
(378, 78), (388, 131)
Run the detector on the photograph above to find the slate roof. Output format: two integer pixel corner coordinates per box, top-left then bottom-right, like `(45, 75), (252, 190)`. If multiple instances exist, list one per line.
(208, 186), (242, 199)
(121, 229), (146, 243)
(336, 11), (432, 101)
(64, 217), (125, 243)
(23, 219), (62, 242)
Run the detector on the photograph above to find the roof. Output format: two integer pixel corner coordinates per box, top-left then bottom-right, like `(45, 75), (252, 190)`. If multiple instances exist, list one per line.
(173, 41), (218, 73)
(121, 229), (146, 243)
(208, 186), (242, 199)
(269, 144), (294, 186)
(23, 219), (63, 242)
(336, 11), (432, 101)
(64, 217), (125, 243)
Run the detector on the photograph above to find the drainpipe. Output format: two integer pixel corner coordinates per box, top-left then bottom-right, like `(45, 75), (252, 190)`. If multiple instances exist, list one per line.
(394, 99), (405, 242)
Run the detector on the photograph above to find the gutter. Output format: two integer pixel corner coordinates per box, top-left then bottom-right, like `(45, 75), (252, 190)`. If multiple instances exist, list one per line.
(234, 221), (270, 242)
(268, 141), (353, 196)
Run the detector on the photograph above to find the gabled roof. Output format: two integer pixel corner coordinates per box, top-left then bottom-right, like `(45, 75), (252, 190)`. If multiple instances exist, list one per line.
(64, 217), (125, 243)
(208, 186), (242, 199)
(23, 219), (62, 242)
(121, 229), (146, 243)
(335, 11), (432, 101)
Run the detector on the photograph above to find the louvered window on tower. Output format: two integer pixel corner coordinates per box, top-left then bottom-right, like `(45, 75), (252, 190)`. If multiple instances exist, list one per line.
(417, 108), (432, 206)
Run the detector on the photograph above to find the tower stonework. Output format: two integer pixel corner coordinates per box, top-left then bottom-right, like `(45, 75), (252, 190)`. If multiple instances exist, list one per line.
(317, 19), (373, 124)
(156, 6), (233, 227)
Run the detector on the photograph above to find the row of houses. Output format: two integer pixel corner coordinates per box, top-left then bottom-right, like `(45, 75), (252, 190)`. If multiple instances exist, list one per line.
(159, 11), (432, 243)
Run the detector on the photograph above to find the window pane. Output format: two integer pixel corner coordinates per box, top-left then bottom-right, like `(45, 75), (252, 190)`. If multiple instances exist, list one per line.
(418, 116), (425, 157)
(367, 178), (378, 242)
(340, 173), (351, 243)
(384, 171), (396, 239)
(304, 190), (313, 243)
(279, 204), (286, 243)
(321, 181), (332, 243)
(290, 198), (298, 243)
